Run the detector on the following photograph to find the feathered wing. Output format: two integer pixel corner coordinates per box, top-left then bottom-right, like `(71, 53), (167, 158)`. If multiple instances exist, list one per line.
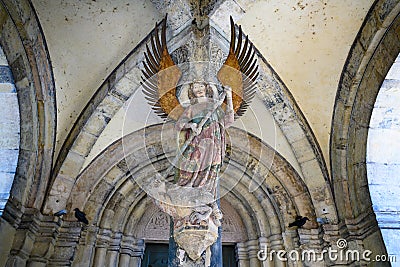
(141, 15), (183, 121)
(217, 17), (259, 117)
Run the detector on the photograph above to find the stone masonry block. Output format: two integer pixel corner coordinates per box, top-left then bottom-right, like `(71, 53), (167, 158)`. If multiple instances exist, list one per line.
(14, 148), (35, 183)
(359, 14), (378, 50)
(269, 102), (295, 125)
(97, 94), (123, 118)
(346, 40), (365, 79)
(114, 71), (140, 100)
(375, 0), (399, 25)
(338, 72), (353, 102)
(290, 138), (315, 164)
(83, 111), (109, 137)
(58, 151), (85, 179)
(91, 180), (113, 204)
(113, 75), (138, 100)
(383, 24), (400, 59)
(25, 17), (40, 44)
(374, 42), (397, 78)
(70, 130), (97, 157)
(396, 21), (400, 40)
(125, 67), (142, 87)
(108, 63), (126, 90)
(104, 166), (126, 185)
(279, 119), (304, 143)
(9, 54), (27, 83)
(300, 159), (326, 187)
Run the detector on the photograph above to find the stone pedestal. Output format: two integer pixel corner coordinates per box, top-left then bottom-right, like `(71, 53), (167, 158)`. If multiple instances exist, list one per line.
(169, 219), (222, 267)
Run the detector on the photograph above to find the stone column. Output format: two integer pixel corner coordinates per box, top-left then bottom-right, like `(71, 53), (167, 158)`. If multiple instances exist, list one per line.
(258, 237), (274, 267)
(0, 217), (17, 267)
(246, 239), (261, 267)
(72, 225), (98, 267)
(268, 234), (286, 267)
(236, 242), (250, 267)
(105, 232), (122, 266)
(93, 247), (108, 267)
(93, 228), (111, 267)
(118, 253), (131, 267)
(130, 255), (143, 267)
(2, 202), (30, 266)
(119, 236), (144, 267)
(282, 230), (302, 267)
(237, 238), (273, 267)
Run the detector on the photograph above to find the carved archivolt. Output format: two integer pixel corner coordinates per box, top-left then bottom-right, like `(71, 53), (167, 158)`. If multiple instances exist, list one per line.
(136, 199), (246, 243)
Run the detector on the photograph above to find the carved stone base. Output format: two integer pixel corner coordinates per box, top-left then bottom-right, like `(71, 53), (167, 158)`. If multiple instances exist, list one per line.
(174, 222), (218, 261)
(169, 219), (222, 267)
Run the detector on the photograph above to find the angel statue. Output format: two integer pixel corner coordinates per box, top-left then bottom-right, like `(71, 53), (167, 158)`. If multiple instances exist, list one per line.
(140, 15), (258, 262)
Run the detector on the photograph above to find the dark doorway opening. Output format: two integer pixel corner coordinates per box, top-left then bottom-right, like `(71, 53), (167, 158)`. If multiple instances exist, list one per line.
(141, 243), (237, 266)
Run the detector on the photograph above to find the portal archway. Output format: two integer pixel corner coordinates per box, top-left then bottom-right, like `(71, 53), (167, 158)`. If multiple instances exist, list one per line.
(55, 125), (318, 266)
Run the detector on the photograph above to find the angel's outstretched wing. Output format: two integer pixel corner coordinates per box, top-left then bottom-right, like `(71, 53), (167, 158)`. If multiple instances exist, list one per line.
(141, 15), (183, 120)
(217, 17), (259, 117)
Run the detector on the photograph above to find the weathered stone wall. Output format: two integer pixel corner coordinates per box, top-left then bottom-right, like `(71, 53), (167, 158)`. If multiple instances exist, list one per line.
(367, 54), (400, 260)
(0, 46), (19, 215)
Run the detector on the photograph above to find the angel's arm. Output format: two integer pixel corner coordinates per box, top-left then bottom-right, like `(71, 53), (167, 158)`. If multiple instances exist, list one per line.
(175, 107), (197, 132)
(224, 86), (235, 127)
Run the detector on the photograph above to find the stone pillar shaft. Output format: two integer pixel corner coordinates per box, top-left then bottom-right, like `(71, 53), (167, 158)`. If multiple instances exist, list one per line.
(93, 247), (107, 267)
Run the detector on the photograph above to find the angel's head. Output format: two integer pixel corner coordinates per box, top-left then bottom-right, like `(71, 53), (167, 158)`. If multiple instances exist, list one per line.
(192, 82), (207, 98)
(188, 80), (220, 101)
(188, 80), (214, 101)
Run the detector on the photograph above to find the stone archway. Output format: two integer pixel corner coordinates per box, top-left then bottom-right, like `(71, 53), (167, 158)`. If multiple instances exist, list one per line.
(0, 0), (56, 214)
(51, 125), (320, 266)
(0, 1), (56, 266)
(331, 0), (400, 260)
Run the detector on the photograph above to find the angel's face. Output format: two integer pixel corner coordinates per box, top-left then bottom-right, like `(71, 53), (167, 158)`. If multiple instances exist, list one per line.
(192, 83), (206, 98)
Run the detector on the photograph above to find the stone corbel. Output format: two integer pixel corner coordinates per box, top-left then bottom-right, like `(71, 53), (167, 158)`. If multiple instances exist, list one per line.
(49, 221), (82, 266)
(5, 208), (61, 267)
(27, 213), (61, 266)
(1, 197), (25, 228)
